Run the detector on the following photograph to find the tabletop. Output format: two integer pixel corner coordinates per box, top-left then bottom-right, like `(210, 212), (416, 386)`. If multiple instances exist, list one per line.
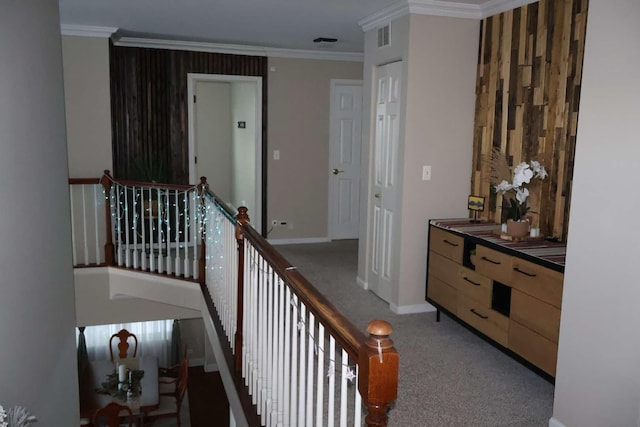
(79, 356), (159, 419)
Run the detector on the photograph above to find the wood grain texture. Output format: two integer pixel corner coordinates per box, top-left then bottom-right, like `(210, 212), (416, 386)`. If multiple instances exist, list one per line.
(109, 42), (268, 185)
(471, 0), (588, 241)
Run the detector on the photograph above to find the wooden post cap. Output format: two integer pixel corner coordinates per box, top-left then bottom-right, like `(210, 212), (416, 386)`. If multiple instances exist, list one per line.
(366, 320), (394, 350)
(200, 176), (207, 185)
(367, 319), (392, 337)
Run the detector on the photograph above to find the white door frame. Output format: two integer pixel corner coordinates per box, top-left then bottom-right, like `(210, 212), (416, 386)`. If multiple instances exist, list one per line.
(328, 79), (363, 240)
(187, 73), (263, 233)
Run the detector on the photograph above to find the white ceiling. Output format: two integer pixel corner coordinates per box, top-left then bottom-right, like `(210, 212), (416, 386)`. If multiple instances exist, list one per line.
(58, 0), (530, 54)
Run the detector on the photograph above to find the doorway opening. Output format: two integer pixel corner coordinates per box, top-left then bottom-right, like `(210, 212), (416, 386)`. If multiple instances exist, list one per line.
(187, 73), (263, 234)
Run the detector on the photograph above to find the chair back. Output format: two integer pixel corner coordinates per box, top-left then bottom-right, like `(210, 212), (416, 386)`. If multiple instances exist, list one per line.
(92, 402), (133, 427)
(176, 355), (189, 404)
(109, 329), (138, 361)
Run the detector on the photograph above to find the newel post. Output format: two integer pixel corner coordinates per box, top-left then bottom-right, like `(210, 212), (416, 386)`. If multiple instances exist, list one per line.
(234, 206), (250, 374)
(100, 170), (115, 266)
(197, 177), (208, 285)
(358, 320), (399, 427)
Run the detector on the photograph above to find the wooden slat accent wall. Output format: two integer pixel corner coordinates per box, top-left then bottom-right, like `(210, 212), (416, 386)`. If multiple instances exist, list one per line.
(471, 0), (588, 241)
(109, 43), (268, 185)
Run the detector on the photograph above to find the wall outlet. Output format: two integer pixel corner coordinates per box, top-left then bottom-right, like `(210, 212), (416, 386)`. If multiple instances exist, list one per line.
(422, 165), (432, 181)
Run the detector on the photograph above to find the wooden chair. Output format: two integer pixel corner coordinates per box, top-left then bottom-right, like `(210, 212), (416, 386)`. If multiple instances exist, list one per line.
(145, 354), (189, 427)
(109, 329), (138, 361)
(157, 346), (188, 396)
(92, 402), (134, 427)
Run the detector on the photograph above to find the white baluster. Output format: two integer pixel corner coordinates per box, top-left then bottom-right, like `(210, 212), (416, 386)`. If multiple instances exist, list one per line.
(339, 349), (347, 427)
(354, 365), (361, 427)
(316, 323), (325, 427)
(298, 303), (307, 427)
(328, 337), (336, 427)
(82, 185), (89, 265)
(306, 312), (315, 427)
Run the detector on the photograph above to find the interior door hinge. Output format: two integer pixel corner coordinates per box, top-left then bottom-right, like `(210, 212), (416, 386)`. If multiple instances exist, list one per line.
(193, 95), (196, 103)
(195, 156), (198, 164)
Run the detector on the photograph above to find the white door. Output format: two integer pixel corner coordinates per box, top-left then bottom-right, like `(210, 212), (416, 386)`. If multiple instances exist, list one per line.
(369, 61), (402, 302)
(328, 80), (363, 240)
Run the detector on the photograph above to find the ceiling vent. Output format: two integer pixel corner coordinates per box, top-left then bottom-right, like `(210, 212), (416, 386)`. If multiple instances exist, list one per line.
(313, 37), (338, 48)
(377, 24), (390, 48)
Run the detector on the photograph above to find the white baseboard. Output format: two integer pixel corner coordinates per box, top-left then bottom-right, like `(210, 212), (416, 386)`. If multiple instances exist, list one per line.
(268, 237), (331, 245)
(356, 276), (368, 290)
(205, 362), (219, 372)
(389, 302), (436, 315)
(549, 417), (566, 427)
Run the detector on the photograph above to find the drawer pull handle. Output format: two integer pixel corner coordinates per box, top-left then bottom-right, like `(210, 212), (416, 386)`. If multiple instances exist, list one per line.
(470, 309), (489, 319)
(481, 256), (501, 265)
(513, 267), (536, 277)
(463, 277), (481, 286)
(443, 239), (459, 247)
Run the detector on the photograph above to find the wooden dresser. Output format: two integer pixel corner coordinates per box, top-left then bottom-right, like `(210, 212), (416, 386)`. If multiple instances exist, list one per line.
(426, 219), (566, 378)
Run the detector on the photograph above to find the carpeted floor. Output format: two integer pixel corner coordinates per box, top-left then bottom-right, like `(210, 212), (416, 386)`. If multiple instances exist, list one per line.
(275, 239), (555, 427)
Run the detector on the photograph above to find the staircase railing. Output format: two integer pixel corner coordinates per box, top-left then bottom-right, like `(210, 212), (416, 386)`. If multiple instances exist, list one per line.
(69, 172), (399, 426)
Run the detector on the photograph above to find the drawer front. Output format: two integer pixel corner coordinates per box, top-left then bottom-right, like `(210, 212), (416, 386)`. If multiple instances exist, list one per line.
(511, 258), (564, 308)
(475, 245), (512, 284)
(429, 227), (463, 263)
(508, 321), (558, 376)
(510, 289), (561, 343)
(428, 252), (460, 286)
(457, 294), (508, 347)
(454, 266), (492, 307)
(427, 275), (457, 314)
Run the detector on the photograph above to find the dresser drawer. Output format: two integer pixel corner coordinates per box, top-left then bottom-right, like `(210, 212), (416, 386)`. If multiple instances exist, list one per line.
(454, 266), (492, 307)
(511, 258), (563, 308)
(457, 294), (508, 347)
(427, 275), (457, 314)
(510, 289), (561, 343)
(475, 245), (512, 284)
(429, 227), (463, 263)
(508, 321), (558, 376)
(428, 252), (460, 286)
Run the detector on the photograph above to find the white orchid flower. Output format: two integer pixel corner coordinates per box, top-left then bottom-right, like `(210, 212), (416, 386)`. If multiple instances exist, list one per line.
(513, 163), (533, 187)
(495, 180), (513, 193)
(515, 187), (529, 204)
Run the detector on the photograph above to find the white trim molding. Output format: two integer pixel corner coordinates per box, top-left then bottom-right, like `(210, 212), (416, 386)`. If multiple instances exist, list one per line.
(389, 302), (436, 315)
(548, 417), (566, 427)
(356, 276), (369, 290)
(359, 0), (539, 31)
(114, 36), (363, 62)
(61, 24), (118, 38)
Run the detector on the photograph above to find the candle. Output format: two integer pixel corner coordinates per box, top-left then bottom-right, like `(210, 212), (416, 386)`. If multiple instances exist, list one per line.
(118, 364), (127, 383)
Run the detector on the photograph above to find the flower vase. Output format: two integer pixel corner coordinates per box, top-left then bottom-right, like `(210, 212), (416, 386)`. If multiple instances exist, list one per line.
(506, 219), (529, 238)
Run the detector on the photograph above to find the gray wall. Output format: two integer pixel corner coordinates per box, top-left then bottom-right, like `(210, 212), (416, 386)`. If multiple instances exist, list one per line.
(552, 1), (640, 425)
(0, 1), (79, 423)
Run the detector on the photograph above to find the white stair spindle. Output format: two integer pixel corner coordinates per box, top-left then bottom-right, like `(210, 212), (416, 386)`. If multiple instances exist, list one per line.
(315, 323), (325, 427)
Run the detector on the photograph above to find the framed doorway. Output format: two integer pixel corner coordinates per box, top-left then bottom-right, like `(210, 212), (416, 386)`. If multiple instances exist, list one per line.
(187, 73), (263, 234)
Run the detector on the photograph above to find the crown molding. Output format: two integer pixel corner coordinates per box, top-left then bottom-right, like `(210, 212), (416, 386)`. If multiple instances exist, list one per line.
(114, 36), (363, 62)
(60, 24), (118, 38)
(359, 0), (539, 31)
(481, 0), (539, 17)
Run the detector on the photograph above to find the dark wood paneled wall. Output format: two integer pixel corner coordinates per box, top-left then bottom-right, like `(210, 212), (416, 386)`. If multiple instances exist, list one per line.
(109, 43), (268, 185)
(471, 0), (588, 240)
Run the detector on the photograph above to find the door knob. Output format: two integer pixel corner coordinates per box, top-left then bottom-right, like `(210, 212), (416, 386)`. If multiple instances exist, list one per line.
(374, 193), (381, 198)
(332, 168), (344, 175)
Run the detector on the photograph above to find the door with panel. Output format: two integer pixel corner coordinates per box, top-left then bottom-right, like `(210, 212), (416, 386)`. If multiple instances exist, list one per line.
(328, 79), (363, 240)
(369, 61), (402, 302)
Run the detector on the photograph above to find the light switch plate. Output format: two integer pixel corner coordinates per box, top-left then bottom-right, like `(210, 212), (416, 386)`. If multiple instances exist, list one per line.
(273, 150), (280, 160)
(422, 165), (432, 181)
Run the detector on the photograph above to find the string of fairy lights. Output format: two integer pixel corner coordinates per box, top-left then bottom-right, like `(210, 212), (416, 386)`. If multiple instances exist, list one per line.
(101, 174), (365, 384)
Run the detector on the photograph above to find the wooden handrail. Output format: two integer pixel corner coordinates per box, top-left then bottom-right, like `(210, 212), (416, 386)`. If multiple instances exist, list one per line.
(239, 222), (366, 359)
(69, 174), (399, 426)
